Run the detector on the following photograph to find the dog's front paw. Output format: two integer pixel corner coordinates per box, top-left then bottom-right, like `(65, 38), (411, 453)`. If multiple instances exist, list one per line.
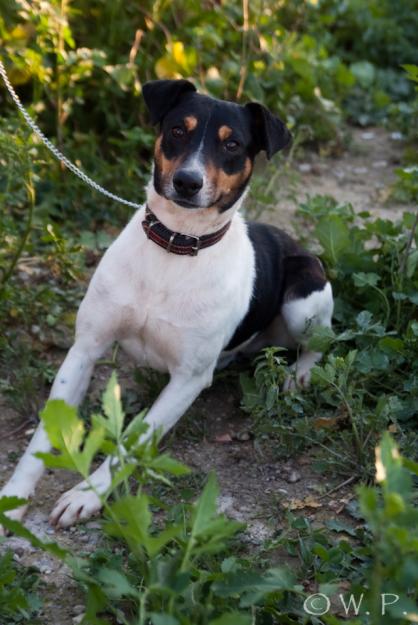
(283, 369), (312, 392)
(49, 485), (102, 528)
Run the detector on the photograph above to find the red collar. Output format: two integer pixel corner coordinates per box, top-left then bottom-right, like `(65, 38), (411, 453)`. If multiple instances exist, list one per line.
(142, 207), (231, 256)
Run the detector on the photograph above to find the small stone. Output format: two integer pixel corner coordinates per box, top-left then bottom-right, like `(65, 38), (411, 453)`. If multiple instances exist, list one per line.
(390, 131), (403, 141)
(73, 615), (85, 625)
(73, 605), (85, 616)
(235, 431), (251, 441)
(85, 521), (101, 530)
(372, 160), (388, 168)
(287, 470), (301, 483)
(361, 131), (375, 140)
(298, 163), (312, 173)
(352, 166), (368, 175)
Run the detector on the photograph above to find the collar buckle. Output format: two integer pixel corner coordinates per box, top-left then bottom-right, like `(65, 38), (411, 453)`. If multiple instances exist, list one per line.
(188, 234), (201, 256)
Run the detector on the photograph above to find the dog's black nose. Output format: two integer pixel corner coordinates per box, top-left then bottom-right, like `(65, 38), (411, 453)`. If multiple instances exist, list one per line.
(173, 170), (203, 198)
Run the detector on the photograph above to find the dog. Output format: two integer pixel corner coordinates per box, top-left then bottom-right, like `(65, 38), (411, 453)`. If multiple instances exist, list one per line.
(0, 79), (333, 530)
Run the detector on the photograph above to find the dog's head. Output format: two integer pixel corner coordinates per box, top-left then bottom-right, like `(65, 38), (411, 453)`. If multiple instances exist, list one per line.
(142, 79), (291, 212)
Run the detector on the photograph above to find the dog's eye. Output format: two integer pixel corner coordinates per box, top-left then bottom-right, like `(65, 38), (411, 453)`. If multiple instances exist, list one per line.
(171, 127), (185, 139)
(225, 140), (239, 152)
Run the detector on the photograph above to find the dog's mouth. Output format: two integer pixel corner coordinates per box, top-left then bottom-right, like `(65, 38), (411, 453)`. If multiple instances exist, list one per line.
(172, 197), (202, 209)
(168, 192), (223, 210)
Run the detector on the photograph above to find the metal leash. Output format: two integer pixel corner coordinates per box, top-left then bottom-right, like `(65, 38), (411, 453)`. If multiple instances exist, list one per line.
(0, 59), (142, 209)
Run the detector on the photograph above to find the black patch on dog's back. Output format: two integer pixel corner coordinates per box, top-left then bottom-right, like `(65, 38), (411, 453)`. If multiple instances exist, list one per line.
(225, 222), (327, 350)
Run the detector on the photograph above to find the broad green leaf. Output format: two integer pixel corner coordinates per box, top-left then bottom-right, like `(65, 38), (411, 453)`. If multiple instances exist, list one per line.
(96, 568), (137, 599)
(0, 496), (27, 513)
(80, 424), (106, 475)
(308, 325), (335, 351)
(378, 337), (405, 354)
(356, 310), (374, 329)
(102, 372), (124, 440)
(191, 472), (218, 537)
(314, 215), (350, 265)
(149, 454), (190, 477)
(353, 272), (380, 288)
(213, 567), (298, 605)
(104, 493), (152, 555)
(376, 433), (411, 496)
(39, 399), (85, 474)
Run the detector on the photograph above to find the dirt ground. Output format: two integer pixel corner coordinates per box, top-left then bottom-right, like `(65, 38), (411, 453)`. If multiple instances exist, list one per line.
(0, 126), (413, 625)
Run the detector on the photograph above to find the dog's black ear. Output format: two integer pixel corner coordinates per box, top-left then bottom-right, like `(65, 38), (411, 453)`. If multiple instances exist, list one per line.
(245, 102), (291, 159)
(142, 79), (197, 125)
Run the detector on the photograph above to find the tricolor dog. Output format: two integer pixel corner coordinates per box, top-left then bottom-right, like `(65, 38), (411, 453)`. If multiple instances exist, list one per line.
(0, 80), (333, 530)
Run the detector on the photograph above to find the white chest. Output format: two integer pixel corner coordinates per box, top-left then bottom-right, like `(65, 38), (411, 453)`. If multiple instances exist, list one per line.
(77, 209), (255, 373)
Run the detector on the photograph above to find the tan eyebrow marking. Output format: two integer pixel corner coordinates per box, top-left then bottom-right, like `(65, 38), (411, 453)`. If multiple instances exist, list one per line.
(218, 125), (233, 141)
(184, 115), (198, 131)
(154, 134), (184, 180)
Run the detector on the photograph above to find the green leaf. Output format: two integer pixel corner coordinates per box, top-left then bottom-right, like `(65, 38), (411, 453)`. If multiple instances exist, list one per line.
(350, 61), (376, 87)
(148, 454), (191, 477)
(356, 310), (374, 329)
(150, 615), (180, 625)
(326, 519), (357, 536)
(353, 272), (380, 288)
(213, 567), (298, 607)
(191, 472), (218, 537)
(96, 568), (137, 599)
(0, 512), (67, 559)
(102, 372), (124, 440)
(308, 325), (335, 351)
(104, 493), (151, 552)
(314, 215), (350, 265)
(376, 433), (411, 497)
(378, 337), (405, 354)
(209, 614), (251, 625)
(123, 409), (149, 440)
(110, 464), (136, 492)
(38, 399), (86, 474)
(0, 496), (27, 513)
(104, 493), (180, 558)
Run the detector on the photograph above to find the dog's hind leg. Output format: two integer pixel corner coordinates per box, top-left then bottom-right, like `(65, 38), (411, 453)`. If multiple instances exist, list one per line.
(280, 256), (333, 391)
(49, 363), (216, 527)
(0, 334), (110, 531)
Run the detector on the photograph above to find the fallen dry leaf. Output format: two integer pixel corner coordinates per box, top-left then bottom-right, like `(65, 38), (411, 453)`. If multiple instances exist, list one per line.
(313, 415), (344, 430)
(214, 433), (233, 443)
(283, 496), (322, 510)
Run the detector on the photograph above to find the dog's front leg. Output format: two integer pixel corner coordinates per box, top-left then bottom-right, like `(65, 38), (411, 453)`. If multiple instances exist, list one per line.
(0, 338), (108, 531)
(49, 365), (216, 528)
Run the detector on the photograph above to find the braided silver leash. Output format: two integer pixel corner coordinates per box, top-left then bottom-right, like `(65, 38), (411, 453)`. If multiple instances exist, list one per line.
(0, 59), (142, 209)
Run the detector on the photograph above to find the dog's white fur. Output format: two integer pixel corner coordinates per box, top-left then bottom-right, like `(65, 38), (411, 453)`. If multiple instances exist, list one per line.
(0, 181), (332, 530)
